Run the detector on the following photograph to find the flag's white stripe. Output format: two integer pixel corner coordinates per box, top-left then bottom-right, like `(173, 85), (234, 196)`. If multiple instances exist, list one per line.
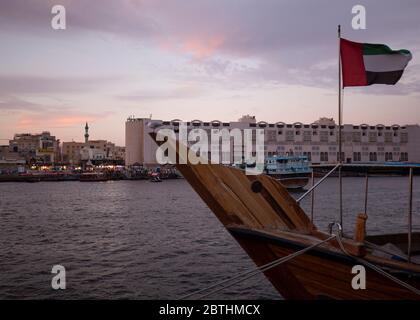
(363, 54), (412, 72)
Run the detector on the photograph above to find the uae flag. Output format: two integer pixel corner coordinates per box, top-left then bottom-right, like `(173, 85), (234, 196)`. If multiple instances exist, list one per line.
(340, 38), (412, 87)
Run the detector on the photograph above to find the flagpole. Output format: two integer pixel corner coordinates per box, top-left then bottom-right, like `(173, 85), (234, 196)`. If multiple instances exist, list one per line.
(338, 24), (343, 230)
(338, 25), (342, 162)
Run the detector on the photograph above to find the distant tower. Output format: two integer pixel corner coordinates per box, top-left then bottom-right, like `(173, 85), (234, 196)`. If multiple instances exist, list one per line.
(84, 122), (89, 143)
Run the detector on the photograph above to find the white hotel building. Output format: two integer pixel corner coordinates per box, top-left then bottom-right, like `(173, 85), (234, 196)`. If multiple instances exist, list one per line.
(125, 115), (420, 166)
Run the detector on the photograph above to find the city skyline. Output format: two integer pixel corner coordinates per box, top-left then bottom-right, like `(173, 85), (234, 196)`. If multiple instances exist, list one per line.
(1, 0), (420, 146)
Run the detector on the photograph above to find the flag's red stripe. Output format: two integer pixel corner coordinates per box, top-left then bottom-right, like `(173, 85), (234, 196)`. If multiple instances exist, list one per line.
(340, 38), (367, 87)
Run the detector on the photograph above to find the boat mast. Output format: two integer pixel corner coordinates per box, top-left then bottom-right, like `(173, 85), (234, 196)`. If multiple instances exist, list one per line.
(338, 25), (342, 162)
(338, 25), (343, 229)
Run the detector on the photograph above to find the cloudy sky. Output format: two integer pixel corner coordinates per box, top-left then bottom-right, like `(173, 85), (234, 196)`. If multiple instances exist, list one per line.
(0, 0), (419, 146)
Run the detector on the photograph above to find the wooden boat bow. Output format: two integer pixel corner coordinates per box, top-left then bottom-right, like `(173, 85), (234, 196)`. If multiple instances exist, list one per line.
(149, 132), (420, 299)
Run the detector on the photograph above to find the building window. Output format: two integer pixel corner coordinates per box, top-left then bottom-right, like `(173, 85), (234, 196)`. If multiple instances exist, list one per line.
(369, 132), (377, 142)
(385, 152), (393, 161)
(353, 152), (361, 162)
(400, 152), (408, 161)
(303, 151), (312, 161)
(286, 131), (294, 142)
(266, 130), (276, 142)
(369, 152), (377, 162)
(320, 131), (328, 142)
(303, 131), (311, 142)
(320, 152), (328, 162)
(352, 132), (361, 142)
(295, 131), (300, 135)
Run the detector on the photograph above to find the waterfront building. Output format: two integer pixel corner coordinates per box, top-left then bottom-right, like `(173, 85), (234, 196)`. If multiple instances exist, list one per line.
(0, 145), (26, 171)
(61, 141), (85, 164)
(8, 131), (60, 164)
(79, 140), (124, 162)
(125, 115), (420, 166)
(62, 123), (125, 165)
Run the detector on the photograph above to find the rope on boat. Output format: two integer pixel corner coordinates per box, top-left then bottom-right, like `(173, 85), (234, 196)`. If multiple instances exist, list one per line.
(364, 240), (409, 261)
(332, 226), (420, 296)
(180, 222), (419, 299)
(179, 234), (337, 300)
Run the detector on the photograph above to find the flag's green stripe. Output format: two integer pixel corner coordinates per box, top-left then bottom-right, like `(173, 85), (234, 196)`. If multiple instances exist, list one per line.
(366, 70), (404, 85)
(363, 43), (411, 56)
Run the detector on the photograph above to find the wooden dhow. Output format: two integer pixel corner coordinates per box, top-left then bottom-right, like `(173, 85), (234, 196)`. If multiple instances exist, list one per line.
(151, 133), (420, 299)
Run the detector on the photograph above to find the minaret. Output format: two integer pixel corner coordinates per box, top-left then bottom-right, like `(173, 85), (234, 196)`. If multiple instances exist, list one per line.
(84, 122), (89, 143)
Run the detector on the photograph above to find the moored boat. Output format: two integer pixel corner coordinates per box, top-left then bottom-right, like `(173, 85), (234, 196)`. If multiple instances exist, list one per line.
(22, 174), (41, 183)
(150, 172), (162, 182)
(265, 155), (311, 190)
(150, 133), (420, 300)
(79, 172), (108, 182)
(0, 173), (41, 183)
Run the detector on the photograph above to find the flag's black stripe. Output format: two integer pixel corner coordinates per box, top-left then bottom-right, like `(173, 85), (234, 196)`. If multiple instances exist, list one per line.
(366, 70), (404, 85)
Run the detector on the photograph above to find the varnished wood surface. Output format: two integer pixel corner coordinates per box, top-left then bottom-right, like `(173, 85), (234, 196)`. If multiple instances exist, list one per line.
(149, 133), (420, 299)
(232, 230), (420, 299)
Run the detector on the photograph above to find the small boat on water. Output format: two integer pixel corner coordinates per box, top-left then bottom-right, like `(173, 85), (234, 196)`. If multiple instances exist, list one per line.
(265, 155), (311, 190)
(79, 172), (108, 182)
(22, 174), (41, 183)
(150, 132), (420, 299)
(150, 172), (162, 182)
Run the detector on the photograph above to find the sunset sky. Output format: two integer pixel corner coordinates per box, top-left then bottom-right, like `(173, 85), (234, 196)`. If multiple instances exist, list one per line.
(0, 0), (419, 146)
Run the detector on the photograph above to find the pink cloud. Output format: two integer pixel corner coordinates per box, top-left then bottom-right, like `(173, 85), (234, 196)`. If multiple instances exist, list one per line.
(182, 35), (225, 59)
(157, 34), (226, 59)
(17, 114), (100, 129)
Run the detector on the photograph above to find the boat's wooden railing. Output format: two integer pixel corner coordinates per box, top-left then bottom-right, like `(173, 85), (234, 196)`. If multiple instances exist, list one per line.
(298, 162), (417, 262)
